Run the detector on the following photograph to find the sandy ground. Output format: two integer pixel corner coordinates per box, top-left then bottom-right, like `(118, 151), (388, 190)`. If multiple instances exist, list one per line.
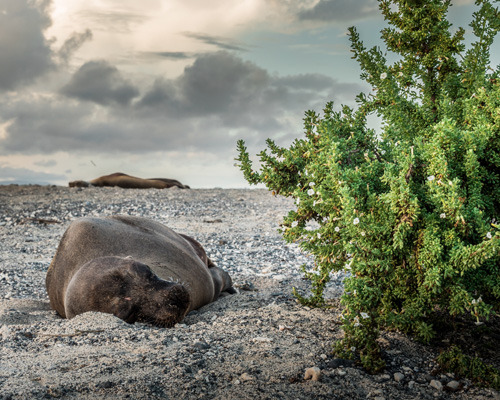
(0, 185), (498, 400)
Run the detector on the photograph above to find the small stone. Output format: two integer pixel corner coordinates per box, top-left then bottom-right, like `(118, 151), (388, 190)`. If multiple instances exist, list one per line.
(376, 374), (391, 382)
(240, 373), (254, 382)
(408, 380), (415, 389)
(193, 341), (210, 350)
(430, 380), (443, 391)
(446, 380), (460, 391)
(394, 372), (405, 382)
(252, 337), (273, 343)
(336, 369), (347, 376)
(304, 367), (321, 381)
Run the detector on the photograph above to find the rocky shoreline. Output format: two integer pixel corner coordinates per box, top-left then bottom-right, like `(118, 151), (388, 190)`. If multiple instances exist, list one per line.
(0, 185), (498, 399)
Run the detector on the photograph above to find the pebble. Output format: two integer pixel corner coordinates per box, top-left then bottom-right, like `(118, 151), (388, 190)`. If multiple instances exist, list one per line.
(304, 367), (321, 381)
(430, 380), (443, 391)
(240, 373), (254, 382)
(252, 337), (273, 343)
(393, 372), (405, 382)
(446, 380), (460, 391)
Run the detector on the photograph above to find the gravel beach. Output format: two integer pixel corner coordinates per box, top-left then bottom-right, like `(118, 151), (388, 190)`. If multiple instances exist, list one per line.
(0, 185), (498, 399)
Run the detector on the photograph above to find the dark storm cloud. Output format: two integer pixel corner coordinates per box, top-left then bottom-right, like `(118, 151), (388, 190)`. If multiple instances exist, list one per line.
(58, 29), (93, 64)
(0, 0), (54, 91)
(137, 51), (362, 127)
(298, 0), (378, 22)
(60, 60), (140, 106)
(183, 32), (247, 52)
(0, 51), (364, 156)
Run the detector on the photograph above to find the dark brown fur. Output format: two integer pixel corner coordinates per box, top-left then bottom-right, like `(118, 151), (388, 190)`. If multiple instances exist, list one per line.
(46, 216), (234, 326)
(69, 172), (189, 189)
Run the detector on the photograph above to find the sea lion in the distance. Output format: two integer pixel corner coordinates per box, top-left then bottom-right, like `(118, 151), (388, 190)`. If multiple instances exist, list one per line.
(69, 172), (189, 189)
(46, 215), (235, 327)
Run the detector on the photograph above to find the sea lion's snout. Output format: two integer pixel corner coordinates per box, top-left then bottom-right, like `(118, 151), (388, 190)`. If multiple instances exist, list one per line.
(135, 282), (191, 328)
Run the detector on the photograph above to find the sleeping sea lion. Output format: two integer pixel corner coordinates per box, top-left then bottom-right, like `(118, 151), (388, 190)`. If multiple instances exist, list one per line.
(69, 172), (189, 189)
(46, 216), (234, 327)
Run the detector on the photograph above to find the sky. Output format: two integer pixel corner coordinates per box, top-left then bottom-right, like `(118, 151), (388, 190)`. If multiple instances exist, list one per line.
(0, 0), (497, 188)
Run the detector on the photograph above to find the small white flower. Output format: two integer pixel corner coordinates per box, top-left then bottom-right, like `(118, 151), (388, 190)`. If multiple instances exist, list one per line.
(313, 201), (316, 206)
(317, 233), (321, 239)
(307, 188), (315, 196)
(486, 232), (492, 239)
(427, 175), (435, 181)
(381, 150), (386, 155)
(380, 72), (387, 80)
(448, 180), (453, 186)
(291, 221), (298, 228)
(471, 297), (482, 305)
(350, 346), (356, 352)
(309, 182), (315, 187)
(335, 226), (340, 232)
(440, 213), (446, 219)
(398, 71), (403, 77)
(361, 231), (365, 236)
(360, 312), (370, 319)
(353, 290), (357, 295)
(296, 198), (300, 205)
(353, 218), (360, 225)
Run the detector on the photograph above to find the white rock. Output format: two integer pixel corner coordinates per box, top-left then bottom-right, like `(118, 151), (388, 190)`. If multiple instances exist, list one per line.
(304, 367), (321, 381)
(430, 380), (443, 391)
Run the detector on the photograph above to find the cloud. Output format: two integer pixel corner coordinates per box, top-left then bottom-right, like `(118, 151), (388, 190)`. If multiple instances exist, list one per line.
(76, 10), (147, 33)
(60, 60), (140, 106)
(183, 32), (248, 52)
(142, 51), (196, 60)
(0, 51), (364, 158)
(58, 29), (93, 64)
(34, 159), (57, 167)
(297, 0), (379, 22)
(0, 0), (54, 91)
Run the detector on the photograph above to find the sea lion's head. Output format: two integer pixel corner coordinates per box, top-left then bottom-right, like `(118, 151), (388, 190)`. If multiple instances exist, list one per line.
(64, 256), (191, 328)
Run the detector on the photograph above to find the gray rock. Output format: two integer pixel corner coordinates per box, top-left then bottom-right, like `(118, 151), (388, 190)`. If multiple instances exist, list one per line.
(430, 380), (443, 391)
(394, 372), (405, 382)
(446, 380), (460, 391)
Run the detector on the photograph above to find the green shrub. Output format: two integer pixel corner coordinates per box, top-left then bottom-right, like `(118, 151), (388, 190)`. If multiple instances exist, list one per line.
(437, 346), (500, 389)
(236, 0), (499, 372)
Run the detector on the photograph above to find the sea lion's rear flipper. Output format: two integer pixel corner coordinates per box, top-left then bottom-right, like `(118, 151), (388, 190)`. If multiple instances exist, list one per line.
(209, 266), (236, 300)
